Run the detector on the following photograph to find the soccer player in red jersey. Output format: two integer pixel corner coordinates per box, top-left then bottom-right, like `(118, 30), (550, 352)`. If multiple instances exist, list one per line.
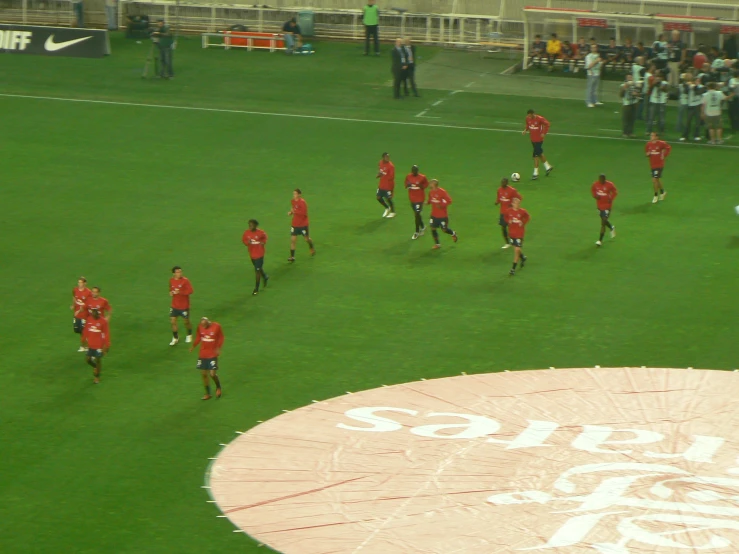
(505, 197), (530, 276)
(522, 109), (554, 180)
(427, 179), (458, 249)
(84, 287), (112, 321)
(288, 188), (316, 262)
(242, 219), (269, 295)
(71, 276), (91, 351)
(169, 266), (193, 346)
(82, 308), (110, 384)
(376, 152), (396, 218)
(591, 174), (618, 246)
(495, 177), (522, 249)
(645, 132), (671, 203)
(405, 165), (429, 239)
(190, 317), (225, 400)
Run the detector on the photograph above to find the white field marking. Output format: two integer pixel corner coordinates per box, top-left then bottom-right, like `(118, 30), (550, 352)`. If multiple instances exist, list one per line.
(432, 100), (444, 106)
(414, 109), (428, 118)
(465, 81), (475, 88)
(598, 128), (622, 132)
(416, 115), (441, 119)
(494, 121), (521, 126)
(3, 93), (739, 148)
(450, 90), (464, 95)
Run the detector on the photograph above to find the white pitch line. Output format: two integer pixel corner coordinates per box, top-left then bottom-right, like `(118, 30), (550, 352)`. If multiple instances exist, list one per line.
(416, 115), (441, 119)
(414, 109), (428, 118)
(465, 82), (476, 88)
(432, 100), (444, 107)
(2, 93), (738, 148)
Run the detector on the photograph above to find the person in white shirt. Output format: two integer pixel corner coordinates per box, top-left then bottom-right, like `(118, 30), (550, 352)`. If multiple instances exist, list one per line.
(729, 70), (739, 131)
(620, 74), (640, 137)
(585, 45), (604, 108)
(702, 81), (732, 144)
(680, 75), (706, 141)
(646, 70), (669, 135)
(104, 0), (117, 31)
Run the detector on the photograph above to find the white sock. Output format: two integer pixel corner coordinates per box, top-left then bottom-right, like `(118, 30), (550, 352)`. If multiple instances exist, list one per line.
(533, 168), (539, 176)
(544, 162), (552, 170)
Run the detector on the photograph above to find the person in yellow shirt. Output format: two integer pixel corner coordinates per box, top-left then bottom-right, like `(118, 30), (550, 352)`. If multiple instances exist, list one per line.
(546, 33), (562, 72)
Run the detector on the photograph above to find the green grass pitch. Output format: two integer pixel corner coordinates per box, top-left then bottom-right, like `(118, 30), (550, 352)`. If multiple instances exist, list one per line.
(0, 34), (737, 552)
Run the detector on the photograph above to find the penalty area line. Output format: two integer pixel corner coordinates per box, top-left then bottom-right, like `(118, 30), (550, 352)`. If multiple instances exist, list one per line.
(2, 93), (739, 148)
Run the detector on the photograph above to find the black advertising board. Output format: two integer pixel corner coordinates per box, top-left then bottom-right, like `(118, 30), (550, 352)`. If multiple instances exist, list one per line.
(0, 25), (110, 58)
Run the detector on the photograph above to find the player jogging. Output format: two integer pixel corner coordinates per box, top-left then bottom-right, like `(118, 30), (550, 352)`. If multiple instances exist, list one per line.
(242, 219), (269, 295)
(190, 317), (224, 400)
(169, 266), (193, 346)
(288, 188), (315, 262)
(645, 132), (671, 203)
(84, 287), (112, 321)
(82, 308), (110, 384)
(71, 276), (91, 351)
(405, 165), (429, 239)
(505, 197), (530, 276)
(376, 152), (396, 218)
(591, 174), (618, 246)
(427, 179), (458, 249)
(495, 177), (522, 249)
(522, 109), (554, 180)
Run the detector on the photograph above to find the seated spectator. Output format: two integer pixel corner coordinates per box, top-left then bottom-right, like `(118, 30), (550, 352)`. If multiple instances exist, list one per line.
(635, 41), (649, 62)
(693, 46), (708, 70)
(561, 40), (574, 72)
(708, 46), (720, 63)
(604, 38), (622, 72)
(621, 37), (636, 65)
(546, 33), (562, 71)
(282, 17), (302, 54)
(574, 37), (588, 72)
(530, 34), (546, 68)
(126, 14), (150, 38)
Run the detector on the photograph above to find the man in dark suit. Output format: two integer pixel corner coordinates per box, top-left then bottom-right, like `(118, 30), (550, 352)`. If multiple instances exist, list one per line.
(403, 37), (420, 97)
(391, 38), (408, 99)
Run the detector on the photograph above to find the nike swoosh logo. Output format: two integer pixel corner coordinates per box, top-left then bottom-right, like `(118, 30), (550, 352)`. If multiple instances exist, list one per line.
(44, 35), (93, 52)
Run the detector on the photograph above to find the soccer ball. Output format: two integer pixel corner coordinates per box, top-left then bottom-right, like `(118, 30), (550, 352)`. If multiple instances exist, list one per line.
(511, 172), (521, 182)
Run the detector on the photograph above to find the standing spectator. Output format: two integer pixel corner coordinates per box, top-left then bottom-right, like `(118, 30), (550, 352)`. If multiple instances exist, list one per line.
(702, 82), (729, 144)
(282, 17), (302, 54)
(681, 75), (706, 141)
(632, 56), (647, 121)
(362, 0), (380, 56)
(152, 19), (174, 79)
(72, 0), (84, 27)
(546, 33), (562, 72)
(708, 46), (720, 63)
(604, 38), (622, 72)
(620, 74), (640, 138)
(529, 34), (546, 68)
(652, 33), (668, 71)
(585, 45), (604, 107)
(646, 70), (669, 135)
(391, 37), (407, 99)
(693, 46), (708, 70)
(104, 0), (117, 31)
(675, 72), (690, 135)
(725, 34), (737, 60)
(574, 37), (588, 72)
(729, 69), (739, 131)
(639, 62), (655, 120)
(403, 37), (419, 97)
(667, 30), (686, 88)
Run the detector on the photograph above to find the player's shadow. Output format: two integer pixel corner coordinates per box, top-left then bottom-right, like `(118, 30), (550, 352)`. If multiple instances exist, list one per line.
(384, 240), (414, 256)
(728, 236), (739, 249)
(566, 246), (599, 261)
(356, 219), (386, 234)
(479, 249), (508, 264)
(620, 203), (652, 216)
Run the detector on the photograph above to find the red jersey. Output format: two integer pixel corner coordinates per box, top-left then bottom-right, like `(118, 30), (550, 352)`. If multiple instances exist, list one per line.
(242, 229), (268, 260)
(428, 187), (453, 218)
(525, 115), (550, 143)
(591, 180), (618, 210)
(505, 208), (530, 239)
(83, 295), (112, 320)
(496, 186), (521, 214)
(378, 160), (395, 191)
(169, 277), (193, 310)
(72, 286), (91, 318)
(291, 198), (309, 227)
(83, 317), (110, 350)
(645, 140), (671, 169)
(405, 173), (429, 203)
(193, 322), (224, 359)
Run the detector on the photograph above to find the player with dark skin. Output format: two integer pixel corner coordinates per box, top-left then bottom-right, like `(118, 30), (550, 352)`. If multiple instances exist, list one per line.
(190, 317), (223, 400)
(83, 308), (110, 384)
